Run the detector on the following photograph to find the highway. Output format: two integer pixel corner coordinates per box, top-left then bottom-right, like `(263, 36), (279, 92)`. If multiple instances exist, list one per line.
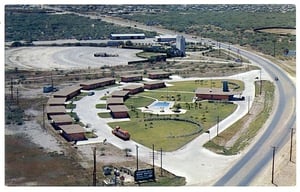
(214, 44), (296, 185)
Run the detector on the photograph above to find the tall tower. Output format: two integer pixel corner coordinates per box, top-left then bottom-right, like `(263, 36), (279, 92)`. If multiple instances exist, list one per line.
(176, 35), (185, 56)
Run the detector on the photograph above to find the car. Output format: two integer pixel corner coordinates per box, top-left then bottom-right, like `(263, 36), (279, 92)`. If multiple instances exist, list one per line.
(88, 92), (95, 96)
(275, 77), (279, 81)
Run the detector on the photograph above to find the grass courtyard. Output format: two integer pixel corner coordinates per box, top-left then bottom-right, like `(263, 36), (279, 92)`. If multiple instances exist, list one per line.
(108, 79), (242, 151)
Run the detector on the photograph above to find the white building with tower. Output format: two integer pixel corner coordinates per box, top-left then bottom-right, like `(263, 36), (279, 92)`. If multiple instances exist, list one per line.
(176, 35), (186, 56)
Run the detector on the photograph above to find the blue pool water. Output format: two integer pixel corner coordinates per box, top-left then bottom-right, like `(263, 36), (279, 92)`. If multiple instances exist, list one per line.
(150, 101), (171, 109)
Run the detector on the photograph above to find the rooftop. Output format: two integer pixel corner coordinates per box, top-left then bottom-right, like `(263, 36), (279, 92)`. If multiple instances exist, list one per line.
(111, 90), (130, 97)
(49, 114), (73, 123)
(109, 105), (130, 112)
(106, 97), (124, 104)
(59, 124), (86, 134)
(80, 77), (115, 86)
(46, 106), (66, 114)
(144, 81), (165, 85)
(47, 97), (66, 105)
(53, 85), (81, 97)
(123, 84), (144, 90)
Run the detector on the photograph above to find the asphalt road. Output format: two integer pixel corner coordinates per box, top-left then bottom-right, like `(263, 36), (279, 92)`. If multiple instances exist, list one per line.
(214, 44), (296, 186)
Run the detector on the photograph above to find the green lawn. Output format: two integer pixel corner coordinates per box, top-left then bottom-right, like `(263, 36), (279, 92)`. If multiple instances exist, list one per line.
(107, 80), (240, 151)
(98, 112), (112, 118)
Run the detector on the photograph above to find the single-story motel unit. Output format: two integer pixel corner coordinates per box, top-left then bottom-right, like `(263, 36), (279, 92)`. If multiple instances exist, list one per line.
(120, 74), (143, 82)
(47, 97), (66, 106)
(106, 97), (124, 109)
(49, 114), (73, 129)
(195, 88), (238, 101)
(46, 105), (66, 117)
(144, 81), (166, 90)
(148, 72), (172, 79)
(53, 85), (82, 100)
(59, 124), (86, 142)
(108, 105), (130, 118)
(80, 78), (115, 90)
(123, 84), (144, 95)
(111, 90), (130, 100)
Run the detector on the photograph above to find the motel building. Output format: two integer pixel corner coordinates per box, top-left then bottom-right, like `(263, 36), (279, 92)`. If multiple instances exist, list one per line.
(123, 84), (144, 95)
(195, 88), (235, 101)
(144, 81), (166, 90)
(120, 74), (143, 82)
(59, 124), (87, 142)
(148, 71), (172, 79)
(80, 78), (115, 90)
(53, 85), (82, 100)
(109, 105), (130, 118)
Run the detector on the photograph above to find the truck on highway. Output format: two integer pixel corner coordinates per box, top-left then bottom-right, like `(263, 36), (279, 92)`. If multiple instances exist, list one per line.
(112, 126), (130, 140)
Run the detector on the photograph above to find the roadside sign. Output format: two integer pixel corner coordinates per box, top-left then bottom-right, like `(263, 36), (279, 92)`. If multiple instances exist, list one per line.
(134, 168), (155, 182)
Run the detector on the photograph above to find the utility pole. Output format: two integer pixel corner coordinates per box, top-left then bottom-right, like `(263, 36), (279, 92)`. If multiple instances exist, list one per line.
(16, 88), (19, 106)
(290, 128), (295, 162)
(273, 40), (276, 57)
(260, 69), (262, 95)
(271, 146), (277, 185)
(93, 147), (97, 186)
(217, 115), (219, 136)
(136, 145), (139, 171)
(42, 104), (45, 131)
(152, 144), (155, 170)
(10, 78), (13, 101)
(160, 148), (163, 177)
(247, 96), (250, 114)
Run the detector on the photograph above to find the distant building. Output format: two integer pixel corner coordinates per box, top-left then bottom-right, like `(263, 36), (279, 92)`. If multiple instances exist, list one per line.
(176, 35), (186, 56)
(110, 33), (145, 40)
(155, 34), (177, 42)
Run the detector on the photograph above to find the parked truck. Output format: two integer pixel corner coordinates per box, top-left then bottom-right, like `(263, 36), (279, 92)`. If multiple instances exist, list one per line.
(112, 126), (130, 140)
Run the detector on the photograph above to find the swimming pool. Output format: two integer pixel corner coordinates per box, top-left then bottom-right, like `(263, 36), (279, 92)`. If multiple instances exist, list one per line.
(149, 101), (174, 109)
